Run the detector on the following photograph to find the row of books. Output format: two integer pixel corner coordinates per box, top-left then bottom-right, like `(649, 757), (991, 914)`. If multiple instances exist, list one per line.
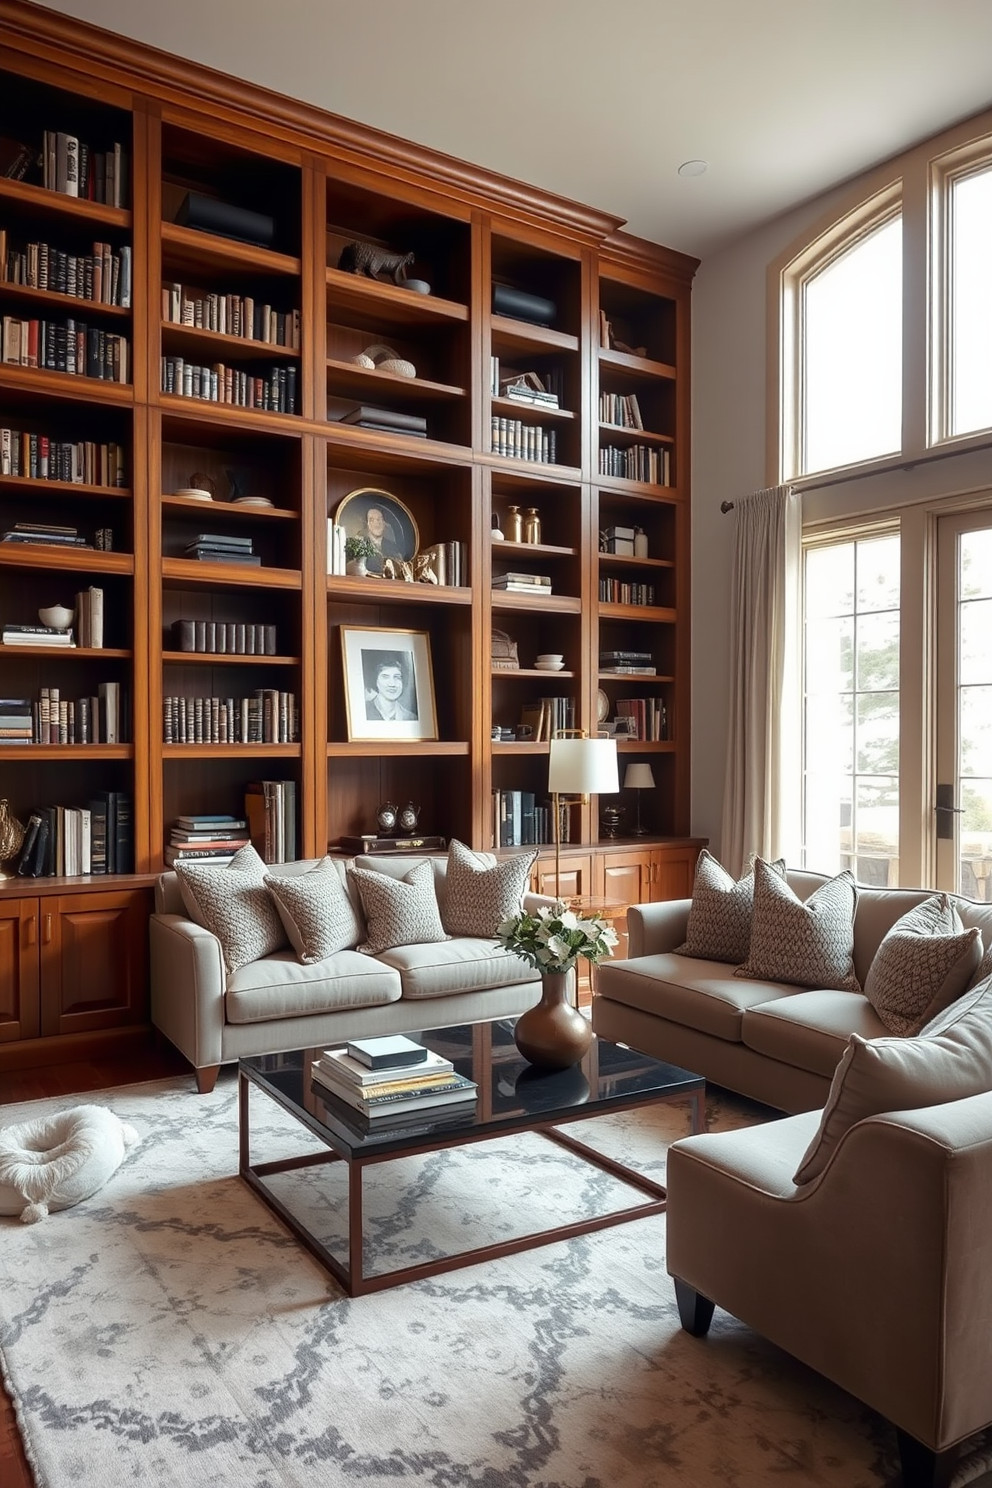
(616, 697), (669, 741)
(0, 235), (132, 308)
(162, 690), (298, 745)
(598, 578), (658, 606)
(14, 792), (133, 878)
(164, 814), (250, 866)
(170, 619), (278, 655)
(162, 284), (301, 348)
(0, 316), (129, 381)
(599, 443), (671, 486)
(311, 1038), (478, 1125)
(160, 358), (298, 413)
(0, 429), (126, 485)
(491, 789), (561, 847)
(599, 391), (644, 429)
(518, 695), (576, 740)
(490, 417), (558, 464)
(0, 682), (124, 744)
(183, 532), (260, 566)
(0, 132), (128, 207)
(245, 779), (297, 863)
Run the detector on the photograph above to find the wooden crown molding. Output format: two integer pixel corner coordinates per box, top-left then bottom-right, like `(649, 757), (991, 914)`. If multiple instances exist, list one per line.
(600, 229), (700, 288)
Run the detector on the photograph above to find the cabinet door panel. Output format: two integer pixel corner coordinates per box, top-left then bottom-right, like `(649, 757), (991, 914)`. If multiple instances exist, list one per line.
(0, 900), (40, 1042)
(651, 847), (700, 902)
(532, 854), (595, 902)
(40, 892), (149, 1038)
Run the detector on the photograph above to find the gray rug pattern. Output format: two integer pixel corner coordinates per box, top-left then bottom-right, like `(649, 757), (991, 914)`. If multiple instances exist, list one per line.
(1, 1073), (990, 1488)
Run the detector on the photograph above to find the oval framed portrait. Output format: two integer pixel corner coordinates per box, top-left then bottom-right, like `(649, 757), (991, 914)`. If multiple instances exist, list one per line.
(334, 487), (419, 574)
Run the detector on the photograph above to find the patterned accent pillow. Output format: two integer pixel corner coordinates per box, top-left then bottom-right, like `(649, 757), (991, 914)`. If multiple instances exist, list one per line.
(864, 894), (982, 1036)
(349, 859), (448, 955)
(674, 849), (785, 963)
(175, 842), (287, 974)
(734, 858), (860, 992)
(441, 839), (536, 937)
(265, 857), (363, 964)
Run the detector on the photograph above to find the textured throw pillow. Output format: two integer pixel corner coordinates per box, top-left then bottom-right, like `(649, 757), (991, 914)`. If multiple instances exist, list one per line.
(674, 850), (785, 964)
(349, 859), (448, 955)
(441, 838), (536, 938)
(734, 858), (860, 992)
(864, 893), (982, 1036)
(265, 857), (363, 964)
(794, 972), (992, 1184)
(175, 842), (287, 973)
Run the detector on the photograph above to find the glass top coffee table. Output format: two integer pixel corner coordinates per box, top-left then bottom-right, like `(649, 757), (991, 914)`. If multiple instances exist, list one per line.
(239, 1019), (704, 1296)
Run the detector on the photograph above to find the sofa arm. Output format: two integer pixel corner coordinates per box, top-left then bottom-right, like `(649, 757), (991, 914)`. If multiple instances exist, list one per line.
(149, 914), (227, 1070)
(626, 898), (691, 957)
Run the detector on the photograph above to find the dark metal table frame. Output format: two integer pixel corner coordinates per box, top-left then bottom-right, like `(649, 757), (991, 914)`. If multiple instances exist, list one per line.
(239, 1046), (705, 1298)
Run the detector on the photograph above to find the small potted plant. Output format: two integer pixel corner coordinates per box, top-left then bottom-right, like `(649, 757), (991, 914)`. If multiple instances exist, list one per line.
(496, 902), (618, 1068)
(344, 534), (377, 577)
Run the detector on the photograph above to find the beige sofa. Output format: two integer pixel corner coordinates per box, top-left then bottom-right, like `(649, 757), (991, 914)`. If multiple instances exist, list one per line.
(150, 852), (543, 1092)
(593, 870), (992, 1112)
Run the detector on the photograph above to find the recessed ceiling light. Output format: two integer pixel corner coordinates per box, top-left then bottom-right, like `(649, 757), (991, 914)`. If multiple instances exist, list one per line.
(678, 159), (708, 178)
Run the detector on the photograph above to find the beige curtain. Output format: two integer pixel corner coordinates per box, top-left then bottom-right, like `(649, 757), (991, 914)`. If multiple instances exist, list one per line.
(720, 484), (802, 877)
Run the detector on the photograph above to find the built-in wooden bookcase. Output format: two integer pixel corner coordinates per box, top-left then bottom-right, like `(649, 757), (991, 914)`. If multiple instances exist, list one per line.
(0, 0), (702, 1069)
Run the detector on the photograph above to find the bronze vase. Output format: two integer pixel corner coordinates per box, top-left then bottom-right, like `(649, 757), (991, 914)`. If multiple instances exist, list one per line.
(513, 969), (592, 1070)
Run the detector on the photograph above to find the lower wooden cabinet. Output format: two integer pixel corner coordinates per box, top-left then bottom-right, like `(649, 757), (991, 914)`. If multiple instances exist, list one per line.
(0, 886), (151, 1059)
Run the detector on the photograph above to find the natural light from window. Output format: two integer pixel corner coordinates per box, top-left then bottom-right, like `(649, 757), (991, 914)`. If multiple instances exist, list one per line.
(950, 167), (992, 438)
(801, 216), (902, 475)
(803, 534), (900, 883)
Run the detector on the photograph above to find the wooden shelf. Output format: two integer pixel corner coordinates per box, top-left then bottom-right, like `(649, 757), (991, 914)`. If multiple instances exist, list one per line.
(326, 267), (468, 327)
(598, 422), (673, 446)
(0, 363), (133, 404)
(327, 575), (471, 605)
(599, 671), (675, 683)
(162, 743), (302, 759)
(161, 222), (301, 278)
(599, 347), (676, 382)
(599, 551), (674, 570)
(492, 668), (576, 679)
(161, 650), (298, 666)
(0, 645), (130, 659)
(0, 475), (131, 499)
(161, 322), (300, 362)
(0, 177), (131, 230)
(0, 743), (132, 760)
(0, 545), (133, 574)
(484, 452), (582, 480)
(491, 590), (581, 614)
(492, 396), (575, 423)
(326, 356), (465, 402)
(0, 281), (131, 318)
(492, 538), (577, 558)
(157, 392), (300, 429)
(160, 494), (296, 519)
(599, 603), (677, 622)
(595, 471), (678, 499)
(327, 740), (470, 757)
(161, 558), (301, 589)
(491, 316), (579, 355)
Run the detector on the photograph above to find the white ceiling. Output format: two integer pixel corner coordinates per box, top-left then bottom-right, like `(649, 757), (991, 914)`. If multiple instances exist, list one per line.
(36, 0), (992, 259)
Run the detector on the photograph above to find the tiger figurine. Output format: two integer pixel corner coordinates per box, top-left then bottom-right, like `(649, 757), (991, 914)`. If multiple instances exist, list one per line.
(338, 241), (415, 284)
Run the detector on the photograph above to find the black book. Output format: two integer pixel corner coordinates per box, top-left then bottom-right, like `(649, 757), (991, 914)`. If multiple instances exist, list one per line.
(346, 1035), (430, 1071)
(15, 813), (41, 875)
(93, 790), (117, 873)
(191, 533), (254, 548)
(32, 807), (53, 877)
(88, 797), (108, 874)
(113, 792), (133, 873)
(340, 406), (428, 433)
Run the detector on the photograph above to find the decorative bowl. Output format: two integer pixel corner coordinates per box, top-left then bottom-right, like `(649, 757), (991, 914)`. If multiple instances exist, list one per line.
(404, 279), (431, 295)
(536, 653), (564, 663)
(39, 604), (74, 631)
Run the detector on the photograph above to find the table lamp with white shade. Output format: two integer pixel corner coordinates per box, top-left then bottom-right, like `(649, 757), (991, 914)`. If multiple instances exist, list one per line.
(548, 733), (619, 898)
(623, 761), (656, 836)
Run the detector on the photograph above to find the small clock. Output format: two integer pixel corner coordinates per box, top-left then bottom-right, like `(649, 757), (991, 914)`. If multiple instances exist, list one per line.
(375, 801), (398, 834)
(398, 802), (421, 832)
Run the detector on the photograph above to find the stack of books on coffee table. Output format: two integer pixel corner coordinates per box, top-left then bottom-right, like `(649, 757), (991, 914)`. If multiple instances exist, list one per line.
(311, 1035), (477, 1122)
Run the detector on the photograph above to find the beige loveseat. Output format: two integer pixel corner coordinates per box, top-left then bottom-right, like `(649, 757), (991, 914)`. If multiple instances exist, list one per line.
(150, 852), (543, 1092)
(593, 870), (992, 1112)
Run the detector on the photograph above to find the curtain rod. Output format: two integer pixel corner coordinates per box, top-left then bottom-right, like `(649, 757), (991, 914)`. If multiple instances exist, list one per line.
(721, 434), (992, 509)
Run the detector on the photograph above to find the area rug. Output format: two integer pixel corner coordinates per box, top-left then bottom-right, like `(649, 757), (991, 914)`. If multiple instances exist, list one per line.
(1, 1073), (990, 1488)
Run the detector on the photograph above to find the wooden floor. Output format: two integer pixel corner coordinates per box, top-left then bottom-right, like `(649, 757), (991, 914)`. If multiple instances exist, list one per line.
(0, 1039), (193, 1488)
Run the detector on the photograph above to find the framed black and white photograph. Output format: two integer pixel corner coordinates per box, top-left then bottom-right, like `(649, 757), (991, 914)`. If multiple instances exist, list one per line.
(334, 487), (419, 575)
(340, 626), (438, 741)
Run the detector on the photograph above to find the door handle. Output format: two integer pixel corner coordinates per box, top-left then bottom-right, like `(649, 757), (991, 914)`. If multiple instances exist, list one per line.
(43, 913), (52, 943)
(25, 915), (36, 945)
(935, 783), (963, 841)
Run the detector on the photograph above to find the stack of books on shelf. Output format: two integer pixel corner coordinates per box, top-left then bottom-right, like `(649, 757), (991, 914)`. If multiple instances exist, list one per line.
(0, 427), (126, 485)
(0, 131), (128, 206)
(245, 779), (296, 863)
(616, 697), (668, 740)
(164, 814), (250, 866)
(490, 416), (557, 464)
(1, 234), (132, 307)
(163, 689), (297, 744)
(171, 619), (277, 654)
(599, 650), (656, 675)
(517, 695), (576, 740)
(599, 443), (670, 486)
(0, 698), (32, 743)
(2, 623), (74, 648)
(599, 391), (643, 429)
(492, 571), (552, 596)
(15, 791), (132, 877)
(311, 1037), (478, 1125)
(162, 283), (300, 347)
(184, 532), (260, 566)
(338, 406), (427, 439)
(1, 316), (129, 381)
(1, 520), (91, 549)
(160, 357), (297, 413)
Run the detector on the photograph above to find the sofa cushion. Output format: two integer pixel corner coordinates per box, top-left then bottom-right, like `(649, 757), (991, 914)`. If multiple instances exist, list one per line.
(794, 973), (992, 1184)
(675, 850), (784, 964)
(265, 857), (363, 963)
(175, 843), (287, 973)
(350, 860), (448, 955)
(441, 838), (536, 937)
(596, 953), (797, 1042)
(735, 860), (860, 992)
(376, 937), (540, 1000)
(743, 990), (890, 1078)
(225, 948), (402, 1024)
(864, 893), (982, 1036)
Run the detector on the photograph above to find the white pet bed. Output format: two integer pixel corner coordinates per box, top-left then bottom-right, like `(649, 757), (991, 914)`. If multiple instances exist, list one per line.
(0, 1104), (140, 1224)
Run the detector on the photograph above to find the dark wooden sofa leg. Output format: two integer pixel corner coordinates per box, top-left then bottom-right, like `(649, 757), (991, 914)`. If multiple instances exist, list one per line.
(195, 1064), (221, 1094)
(896, 1429), (958, 1488)
(674, 1278), (715, 1336)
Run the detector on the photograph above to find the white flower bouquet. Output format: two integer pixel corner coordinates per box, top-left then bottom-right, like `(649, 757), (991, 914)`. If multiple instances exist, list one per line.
(496, 900), (619, 975)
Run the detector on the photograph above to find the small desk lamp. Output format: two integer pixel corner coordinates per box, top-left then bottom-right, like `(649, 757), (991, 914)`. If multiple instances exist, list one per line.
(623, 761), (656, 836)
(548, 733), (619, 899)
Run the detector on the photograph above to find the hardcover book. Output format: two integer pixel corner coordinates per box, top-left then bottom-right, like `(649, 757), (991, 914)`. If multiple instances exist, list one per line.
(346, 1035), (430, 1071)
